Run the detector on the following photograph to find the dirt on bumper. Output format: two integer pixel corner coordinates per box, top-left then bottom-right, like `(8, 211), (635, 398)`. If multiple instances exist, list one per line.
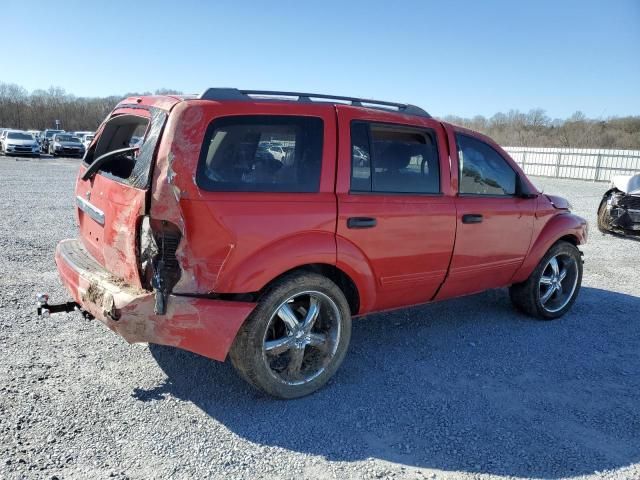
(55, 238), (256, 361)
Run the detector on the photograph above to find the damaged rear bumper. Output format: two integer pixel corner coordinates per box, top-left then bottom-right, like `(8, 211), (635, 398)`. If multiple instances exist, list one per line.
(54, 239), (256, 361)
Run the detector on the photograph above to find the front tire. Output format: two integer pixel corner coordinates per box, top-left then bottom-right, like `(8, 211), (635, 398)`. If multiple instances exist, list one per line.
(509, 241), (582, 320)
(229, 272), (352, 399)
(597, 193), (612, 233)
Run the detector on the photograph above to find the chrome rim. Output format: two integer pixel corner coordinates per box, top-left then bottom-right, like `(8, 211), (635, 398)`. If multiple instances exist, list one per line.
(262, 291), (341, 386)
(538, 253), (579, 313)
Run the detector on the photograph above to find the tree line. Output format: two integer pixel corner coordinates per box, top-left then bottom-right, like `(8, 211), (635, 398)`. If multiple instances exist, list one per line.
(443, 109), (640, 150)
(0, 83), (182, 133)
(1, 82), (638, 149)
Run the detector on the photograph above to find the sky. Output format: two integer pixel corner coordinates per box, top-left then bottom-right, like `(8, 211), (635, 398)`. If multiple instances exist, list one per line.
(2, 0), (638, 119)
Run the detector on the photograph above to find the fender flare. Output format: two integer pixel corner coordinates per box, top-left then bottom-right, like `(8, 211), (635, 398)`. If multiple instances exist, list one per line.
(214, 231), (338, 294)
(335, 236), (378, 314)
(215, 233), (378, 315)
(511, 213), (587, 284)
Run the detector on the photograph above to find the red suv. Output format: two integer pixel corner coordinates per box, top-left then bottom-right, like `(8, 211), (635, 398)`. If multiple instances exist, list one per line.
(45, 89), (588, 398)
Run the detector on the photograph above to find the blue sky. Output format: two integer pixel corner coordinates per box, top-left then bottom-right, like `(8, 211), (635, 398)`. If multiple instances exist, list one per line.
(3, 0), (638, 118)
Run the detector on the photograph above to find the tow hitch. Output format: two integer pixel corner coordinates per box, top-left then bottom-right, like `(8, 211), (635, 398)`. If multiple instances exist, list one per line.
(36, 293), (92, 319)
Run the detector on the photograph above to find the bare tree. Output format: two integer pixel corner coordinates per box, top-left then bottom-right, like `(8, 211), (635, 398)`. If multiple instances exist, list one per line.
(0, 81), (638, 149)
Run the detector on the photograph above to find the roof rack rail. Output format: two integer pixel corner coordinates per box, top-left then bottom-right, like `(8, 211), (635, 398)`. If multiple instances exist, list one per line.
(198, 88), (431, 118)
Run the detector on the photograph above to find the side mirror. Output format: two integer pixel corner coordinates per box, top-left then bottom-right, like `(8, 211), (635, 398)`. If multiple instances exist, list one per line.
(516, 175), (539, 199)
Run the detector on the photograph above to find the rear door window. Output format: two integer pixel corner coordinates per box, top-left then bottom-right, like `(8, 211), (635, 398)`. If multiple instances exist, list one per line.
(350, 121), (440, 194)
(196, 115), (323, 193)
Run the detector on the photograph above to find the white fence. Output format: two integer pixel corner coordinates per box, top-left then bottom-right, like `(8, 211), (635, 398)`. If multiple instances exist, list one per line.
(503, 147), (640, 182)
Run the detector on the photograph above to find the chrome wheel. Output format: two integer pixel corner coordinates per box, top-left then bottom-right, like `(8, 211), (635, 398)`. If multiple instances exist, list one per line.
(538, 253), (579, 313)
(262, 291), (342, 386)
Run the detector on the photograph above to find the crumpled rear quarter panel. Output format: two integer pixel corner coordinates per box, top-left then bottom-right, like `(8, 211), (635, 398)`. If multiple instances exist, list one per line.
(149, 100), (339, 295)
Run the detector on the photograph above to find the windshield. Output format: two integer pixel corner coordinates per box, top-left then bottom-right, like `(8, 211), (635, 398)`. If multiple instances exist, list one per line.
(7, 132), (34, 140)
(46, 130), (63, 138)
(57, 135), (80, 143)
(85, 135), (94, 141)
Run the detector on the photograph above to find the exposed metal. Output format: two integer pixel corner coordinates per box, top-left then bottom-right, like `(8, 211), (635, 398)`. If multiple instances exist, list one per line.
(198, 88), (431, 118)
(597, 175), (640, 236)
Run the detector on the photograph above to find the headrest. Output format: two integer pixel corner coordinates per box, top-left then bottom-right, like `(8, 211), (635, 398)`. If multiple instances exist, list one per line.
(376, 142), (431, 171)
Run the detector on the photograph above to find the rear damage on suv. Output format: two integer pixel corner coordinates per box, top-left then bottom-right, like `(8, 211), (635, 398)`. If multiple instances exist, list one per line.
(47, 96), (256, 361)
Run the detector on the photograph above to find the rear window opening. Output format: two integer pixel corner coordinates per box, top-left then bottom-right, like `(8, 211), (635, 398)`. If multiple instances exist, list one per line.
(84, 114), (150, 181)
(81, 109), (169, 189)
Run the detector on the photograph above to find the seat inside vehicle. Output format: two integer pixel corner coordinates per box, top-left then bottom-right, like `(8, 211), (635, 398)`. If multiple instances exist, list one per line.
(373, 140), (439, 193)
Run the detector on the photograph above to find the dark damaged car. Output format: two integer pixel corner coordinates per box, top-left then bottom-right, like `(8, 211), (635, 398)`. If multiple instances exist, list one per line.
(598, 173), (640, 236)
(49, 133), (86, 158)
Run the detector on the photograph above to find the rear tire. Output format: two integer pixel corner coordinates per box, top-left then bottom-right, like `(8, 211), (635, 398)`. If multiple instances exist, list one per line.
(509, 241), (582, 320)
(229, 272), (352, 399)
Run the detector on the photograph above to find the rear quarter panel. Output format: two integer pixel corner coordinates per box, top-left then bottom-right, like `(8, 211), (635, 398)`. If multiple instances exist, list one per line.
(150, 100), (338, 294)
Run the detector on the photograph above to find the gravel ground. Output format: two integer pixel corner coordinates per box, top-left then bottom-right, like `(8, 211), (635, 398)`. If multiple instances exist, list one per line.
(1, 156), (639, 480)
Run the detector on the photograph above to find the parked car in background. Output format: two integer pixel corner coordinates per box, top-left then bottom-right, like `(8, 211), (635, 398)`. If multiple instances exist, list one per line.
(0, 130), (41, 157)
(42, 129), (65, 152)
(80, 133), (95, 150)
(597, 173), (640, 236)
(72, 131), (93, 140)
(41, 88), (588, 399)
(266, 144), (286, 161)
(129, 135), (143, 148)
(27, 130), (42, 143)
(48, 133), (85, 158)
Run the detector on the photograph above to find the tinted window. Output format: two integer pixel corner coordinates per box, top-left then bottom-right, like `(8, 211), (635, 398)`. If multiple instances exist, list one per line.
(56, 135), (80, 143)
(197, 116), (323, 193)
(350, 122), (372, 191)
(456, 134), (516, 195)
(350, 122), (440, 194)
(7, 132), (33, 140)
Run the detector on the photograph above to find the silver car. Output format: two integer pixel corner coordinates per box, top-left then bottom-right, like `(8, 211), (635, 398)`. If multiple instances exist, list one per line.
(80, 133), (95, 150)
(0, 130), (41, 157)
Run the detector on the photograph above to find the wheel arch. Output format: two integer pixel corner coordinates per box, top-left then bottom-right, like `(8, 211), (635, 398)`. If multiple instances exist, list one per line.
(214, 232), (377, 316)
(256, 263), (361, 316)
(511, 213), (587, 284)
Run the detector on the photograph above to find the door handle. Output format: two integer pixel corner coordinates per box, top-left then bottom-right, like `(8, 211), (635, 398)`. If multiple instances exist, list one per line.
(347, 217), (377, 229)
(462, 214), (483, 224)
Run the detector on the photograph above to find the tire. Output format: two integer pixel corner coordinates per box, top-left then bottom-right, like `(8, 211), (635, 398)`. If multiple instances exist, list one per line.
(509, 241), (582, 320)
(597, 194), (612, 234)
(229, 272), (352, 399)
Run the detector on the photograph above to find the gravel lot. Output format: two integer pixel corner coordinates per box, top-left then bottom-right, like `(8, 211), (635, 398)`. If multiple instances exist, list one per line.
(1, 156), (639, 480)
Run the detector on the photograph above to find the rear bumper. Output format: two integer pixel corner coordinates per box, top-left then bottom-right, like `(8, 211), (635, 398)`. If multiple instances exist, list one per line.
(55, 238), (256, 361)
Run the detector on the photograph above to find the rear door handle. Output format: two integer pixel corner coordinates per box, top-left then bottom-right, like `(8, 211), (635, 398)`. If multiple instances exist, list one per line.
(347, 217), (377, 229)
(462, 214), (483, 224)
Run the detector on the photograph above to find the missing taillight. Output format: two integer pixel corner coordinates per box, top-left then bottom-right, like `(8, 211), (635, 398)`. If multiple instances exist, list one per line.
(139, 216), (182, 314)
